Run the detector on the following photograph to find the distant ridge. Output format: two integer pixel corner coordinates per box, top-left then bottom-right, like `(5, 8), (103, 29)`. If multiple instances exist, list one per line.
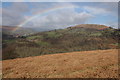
(1, 26), (17, 31)
(1, 24), (110, 35)
(2, 26), (37, 35)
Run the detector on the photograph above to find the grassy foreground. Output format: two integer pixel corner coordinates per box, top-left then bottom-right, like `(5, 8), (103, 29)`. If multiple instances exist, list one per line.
(2, 49), (118, 78)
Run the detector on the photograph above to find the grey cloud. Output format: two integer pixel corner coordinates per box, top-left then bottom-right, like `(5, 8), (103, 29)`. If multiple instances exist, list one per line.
(73, 2), (118, 16)
(25, 8), (94, 29)
(2, 2), (118, 30)
(2, 2), (29, 26)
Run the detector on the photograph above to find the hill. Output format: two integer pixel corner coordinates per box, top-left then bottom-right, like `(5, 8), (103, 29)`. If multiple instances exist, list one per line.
(2, 49), (118, 78)
(2, 24), (119, 60)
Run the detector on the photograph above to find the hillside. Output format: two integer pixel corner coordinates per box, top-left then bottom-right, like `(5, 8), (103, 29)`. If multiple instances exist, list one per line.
(2, 24), (119, 60)
(2, 49), (118, 78)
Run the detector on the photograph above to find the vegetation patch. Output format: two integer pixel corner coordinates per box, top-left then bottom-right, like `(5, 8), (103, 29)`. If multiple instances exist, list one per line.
(35, 41), (50, 46)
(27, 35), (43, 40)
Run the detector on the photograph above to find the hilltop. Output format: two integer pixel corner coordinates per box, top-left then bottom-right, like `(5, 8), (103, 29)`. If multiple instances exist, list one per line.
(2, 49), (118, 78)
(70, 24), (109, 30)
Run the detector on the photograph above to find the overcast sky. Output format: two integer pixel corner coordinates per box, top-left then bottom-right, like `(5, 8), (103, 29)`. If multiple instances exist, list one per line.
(1, 2), (118, 29)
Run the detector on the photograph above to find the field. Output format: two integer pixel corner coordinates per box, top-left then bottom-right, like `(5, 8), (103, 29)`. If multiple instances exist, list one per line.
(2, 49), (118, 78)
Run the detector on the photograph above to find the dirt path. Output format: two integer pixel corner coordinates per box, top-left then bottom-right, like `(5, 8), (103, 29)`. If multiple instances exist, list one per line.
(2, 49), (118, 78)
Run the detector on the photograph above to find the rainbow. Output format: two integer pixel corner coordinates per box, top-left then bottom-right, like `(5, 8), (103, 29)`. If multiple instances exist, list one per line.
(13, 5), (77, 32)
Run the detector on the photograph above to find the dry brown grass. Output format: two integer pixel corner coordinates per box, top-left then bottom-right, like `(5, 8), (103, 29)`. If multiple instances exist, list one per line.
(74, 24), (108, 30)
(2, 49), (118, 78)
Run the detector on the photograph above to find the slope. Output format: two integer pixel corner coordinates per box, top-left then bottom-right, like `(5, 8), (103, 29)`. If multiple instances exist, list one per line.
(2, 49), (118, 78)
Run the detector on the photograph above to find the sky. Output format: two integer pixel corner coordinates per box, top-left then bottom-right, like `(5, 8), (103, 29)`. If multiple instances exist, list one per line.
(1, 2), (118, 29)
